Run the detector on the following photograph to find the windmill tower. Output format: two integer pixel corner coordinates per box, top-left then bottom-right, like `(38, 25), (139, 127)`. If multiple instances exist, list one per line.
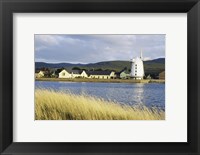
(130, 49), (145, 79)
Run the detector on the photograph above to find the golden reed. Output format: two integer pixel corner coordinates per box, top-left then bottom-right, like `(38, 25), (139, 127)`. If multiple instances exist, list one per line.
(35, 89), (165, 120)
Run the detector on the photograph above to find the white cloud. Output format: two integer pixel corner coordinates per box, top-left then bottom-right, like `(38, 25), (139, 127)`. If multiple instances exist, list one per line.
(35, 34), (165, 63)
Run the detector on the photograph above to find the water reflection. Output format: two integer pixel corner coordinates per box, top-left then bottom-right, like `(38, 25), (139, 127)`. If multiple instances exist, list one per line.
(131, 83), (145, 106)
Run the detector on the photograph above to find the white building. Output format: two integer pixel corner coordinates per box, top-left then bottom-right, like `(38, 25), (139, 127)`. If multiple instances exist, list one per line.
(58, 69), (88, 79)
(35, 71), (44, 78)
(80, 70), (88, 78)
(130, 50), (145, 79)
(86, 71), (115, 79)
(71, 70), (88, 78)
(58, 69), (72, 78)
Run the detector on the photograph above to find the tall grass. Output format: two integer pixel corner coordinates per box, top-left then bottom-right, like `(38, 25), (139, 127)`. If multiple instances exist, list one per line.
(35, 89), (165, 120)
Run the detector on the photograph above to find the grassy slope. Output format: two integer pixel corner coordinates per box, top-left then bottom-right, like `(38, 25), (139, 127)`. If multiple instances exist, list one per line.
(35, 89), (165, 120)
(36, 58), (165, 75)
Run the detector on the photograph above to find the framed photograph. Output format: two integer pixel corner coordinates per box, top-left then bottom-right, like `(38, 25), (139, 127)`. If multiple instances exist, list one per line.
(34, 34), (166, 121)
(0, 0), (200, 154)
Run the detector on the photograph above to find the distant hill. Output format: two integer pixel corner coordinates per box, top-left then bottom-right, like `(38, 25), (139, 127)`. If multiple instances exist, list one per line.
(35, 58), (165, 76)
(143, 58), (165, 76)
(148, 58), (165, 63)
(35, 62), (78, 68)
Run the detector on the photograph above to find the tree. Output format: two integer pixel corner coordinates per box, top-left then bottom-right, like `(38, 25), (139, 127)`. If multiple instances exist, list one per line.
(95, 68), (103, 71)
(81, 68), (88, 71)
(55, 68), (64, 75)
(72, 67), (81, 70)
(123, 67), (128, 70)
(40, 67), (50, 71)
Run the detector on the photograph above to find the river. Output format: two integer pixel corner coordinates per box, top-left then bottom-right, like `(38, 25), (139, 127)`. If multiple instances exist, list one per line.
(35, 81), (165, 109)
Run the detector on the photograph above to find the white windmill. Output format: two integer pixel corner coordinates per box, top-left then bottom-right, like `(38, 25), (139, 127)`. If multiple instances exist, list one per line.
(130, 49), (145, 80)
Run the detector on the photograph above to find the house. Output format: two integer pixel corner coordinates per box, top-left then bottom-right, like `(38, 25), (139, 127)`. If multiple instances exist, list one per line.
(71, 70), (81, 78)
(71, 70), (87, 78)
(116, 68), (130, 79)
(80, 70), (88, 78)
(119, 70), (130, 79)
(35, 67), (52, 78)
(58, 69), (72, 78)
(70, 70), (88, 78)
(159, 71), (165, 80)
(86, 71), (115, 79)
(35, 71), (44, 78)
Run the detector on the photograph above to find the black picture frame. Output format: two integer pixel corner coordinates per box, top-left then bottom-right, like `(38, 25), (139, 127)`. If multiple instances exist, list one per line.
(0, 0), (200, 154)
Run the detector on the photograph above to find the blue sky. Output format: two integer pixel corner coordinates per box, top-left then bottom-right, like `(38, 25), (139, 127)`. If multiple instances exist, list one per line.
(35, 34), (165, 63)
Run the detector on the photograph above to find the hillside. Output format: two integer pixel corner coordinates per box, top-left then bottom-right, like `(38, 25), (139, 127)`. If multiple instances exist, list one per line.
(35, 58), (165, 76)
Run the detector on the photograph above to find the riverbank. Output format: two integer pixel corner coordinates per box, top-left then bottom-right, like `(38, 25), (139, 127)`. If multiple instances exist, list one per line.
(35, 78), (165, 84)
(35, 89), (165, 120)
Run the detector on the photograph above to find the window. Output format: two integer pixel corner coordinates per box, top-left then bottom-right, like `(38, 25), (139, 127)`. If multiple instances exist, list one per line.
(62, 72), (65, 76)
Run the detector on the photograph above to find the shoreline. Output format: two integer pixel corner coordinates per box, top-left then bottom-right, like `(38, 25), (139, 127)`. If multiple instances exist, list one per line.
(35, 78), (165, 84)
